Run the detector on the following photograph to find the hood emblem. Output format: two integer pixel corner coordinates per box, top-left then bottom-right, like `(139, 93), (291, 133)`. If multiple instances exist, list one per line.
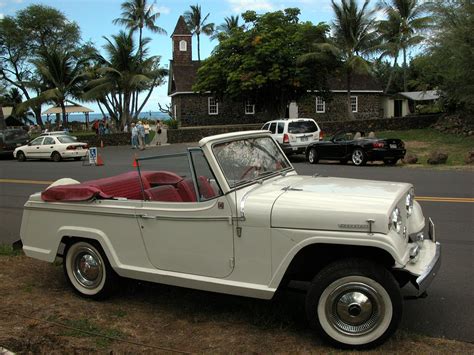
(338, 219), (375, 234)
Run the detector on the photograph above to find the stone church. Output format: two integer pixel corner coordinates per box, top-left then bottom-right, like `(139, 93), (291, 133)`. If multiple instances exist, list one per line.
(168, 16), (384, 127)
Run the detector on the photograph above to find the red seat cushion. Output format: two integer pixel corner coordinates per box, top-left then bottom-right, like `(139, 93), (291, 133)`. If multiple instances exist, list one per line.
(176, 178), (197, 202)
(145, 185), (183, 202)
(84, 171), (150, 200)
(141, 171), (183, 186)
(41, 184), (112, 202)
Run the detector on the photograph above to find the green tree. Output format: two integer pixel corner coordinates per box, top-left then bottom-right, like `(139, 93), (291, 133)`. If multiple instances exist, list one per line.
(194, 9), (335, 118)
(184, 4), (215, 61)
(426, 1), (474, 111)
(19, 49), (88, 128)
(113, 0), (167, 58)
(378, 0), (432, 91)
(211, 15), (242, 41)
(0, 4), (81, 127)
(83, 31), (167, 128)
(331, 0), (378, 119)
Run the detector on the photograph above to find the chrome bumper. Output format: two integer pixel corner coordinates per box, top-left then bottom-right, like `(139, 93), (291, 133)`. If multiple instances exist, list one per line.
(400, 218), (441, 296)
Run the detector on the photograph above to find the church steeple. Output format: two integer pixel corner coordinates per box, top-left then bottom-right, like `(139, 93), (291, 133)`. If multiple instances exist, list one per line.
(172, 16), (192, 63)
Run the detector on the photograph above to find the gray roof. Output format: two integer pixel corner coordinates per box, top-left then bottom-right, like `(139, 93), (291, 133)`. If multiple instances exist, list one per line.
(398, 90), (440, 101)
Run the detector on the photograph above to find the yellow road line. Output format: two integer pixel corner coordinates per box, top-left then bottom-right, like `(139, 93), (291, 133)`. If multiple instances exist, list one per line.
(0, 178), (54, 185)
(0, 179), (472, 203)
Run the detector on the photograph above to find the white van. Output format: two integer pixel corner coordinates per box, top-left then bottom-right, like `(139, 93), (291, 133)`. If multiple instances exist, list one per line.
(261, 118), (322, 155)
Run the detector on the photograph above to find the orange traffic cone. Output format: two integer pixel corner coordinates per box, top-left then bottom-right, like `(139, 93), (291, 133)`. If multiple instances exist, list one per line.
(133, 155), (139, 168)
(96, 154), (104, 166)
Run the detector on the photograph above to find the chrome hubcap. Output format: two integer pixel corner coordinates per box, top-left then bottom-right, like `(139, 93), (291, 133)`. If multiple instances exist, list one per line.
(326, 282), (384, 336)
(309, 150), (316, 162)
(72, 247), (103, 289)
(352, 150), (363, 164)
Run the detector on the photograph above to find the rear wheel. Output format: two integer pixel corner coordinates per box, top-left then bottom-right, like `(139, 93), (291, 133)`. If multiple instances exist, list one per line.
(51, 151), (62, 162)
(305, 259), (402, 349)
(308, 148), (319, 164)
(16, 151), (26, 162)
(352, 149), (367, 166)
(63, 240), (118, 300)
(384, 159), (398, 166)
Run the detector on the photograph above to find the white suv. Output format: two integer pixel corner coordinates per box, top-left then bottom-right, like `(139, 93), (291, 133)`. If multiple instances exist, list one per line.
(262, 118), (322, 155)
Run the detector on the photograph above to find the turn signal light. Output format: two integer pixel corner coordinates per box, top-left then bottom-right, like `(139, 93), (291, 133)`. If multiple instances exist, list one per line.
(319, 131), (324, 140)
(373, 142), (385, 148)
(283, 133), (289, 143)
(66, 145), (77, 150)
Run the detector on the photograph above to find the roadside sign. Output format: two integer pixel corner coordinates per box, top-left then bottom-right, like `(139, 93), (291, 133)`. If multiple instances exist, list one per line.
(88, 147), (97, 165)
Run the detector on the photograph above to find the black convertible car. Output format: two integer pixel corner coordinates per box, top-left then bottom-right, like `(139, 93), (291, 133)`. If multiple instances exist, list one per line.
(305, 130), (406, 166)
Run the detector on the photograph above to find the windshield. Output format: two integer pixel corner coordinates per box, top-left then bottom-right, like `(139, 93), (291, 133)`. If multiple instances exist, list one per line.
(288, 120), (317, 133)
(57, 136), (77, 143)
(212, 136), (292, 188)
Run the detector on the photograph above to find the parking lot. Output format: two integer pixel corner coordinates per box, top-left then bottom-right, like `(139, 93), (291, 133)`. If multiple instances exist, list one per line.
(0, 144), (473, 343)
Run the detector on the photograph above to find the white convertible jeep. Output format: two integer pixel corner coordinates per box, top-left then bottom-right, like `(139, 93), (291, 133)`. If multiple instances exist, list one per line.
(21, 130), (440, 348)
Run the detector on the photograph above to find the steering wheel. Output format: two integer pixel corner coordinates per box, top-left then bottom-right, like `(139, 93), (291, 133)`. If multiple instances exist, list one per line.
(240, 165), (261, 180)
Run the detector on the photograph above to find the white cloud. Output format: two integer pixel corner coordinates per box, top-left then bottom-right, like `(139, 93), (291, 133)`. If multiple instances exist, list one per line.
(227, 0), (275, 13)
(154, 6), (171, 15)
(0, 13), (4, 19)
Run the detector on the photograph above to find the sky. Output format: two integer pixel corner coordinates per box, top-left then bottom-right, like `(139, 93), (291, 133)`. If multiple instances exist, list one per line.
(0, 0), (347, 113)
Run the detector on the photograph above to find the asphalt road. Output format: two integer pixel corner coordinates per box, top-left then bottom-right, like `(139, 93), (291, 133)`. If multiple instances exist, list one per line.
(0, 144), (473, 343)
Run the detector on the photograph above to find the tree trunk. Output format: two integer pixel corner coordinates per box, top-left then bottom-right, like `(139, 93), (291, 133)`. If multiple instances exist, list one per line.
(384, 52), (399, 94)
(346, 71), (354, 120)
(60, 101), (68, 128)
(33, 106), (44, 128)
(403, 47), (407, 92)
(0, 104), (6, 130)
(197, 34), (201, 61)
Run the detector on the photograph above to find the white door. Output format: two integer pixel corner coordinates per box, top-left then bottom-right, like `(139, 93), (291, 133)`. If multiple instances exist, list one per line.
(39, 136), (56, 158)
(138, 196), (235, 278)
(24, 137), (44, 158)
(289, 101), (298, 118)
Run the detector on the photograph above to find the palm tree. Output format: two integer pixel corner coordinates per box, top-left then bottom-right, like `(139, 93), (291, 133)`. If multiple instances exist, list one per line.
(20, 49), (87, 128)
(378, 0), (432, 91)
(211, 15), (242, 41)
(184, 4), (215, 61)
(113, 0), (167, 58)
(83, 31), (166, 128)
(331, 0), (378, 119)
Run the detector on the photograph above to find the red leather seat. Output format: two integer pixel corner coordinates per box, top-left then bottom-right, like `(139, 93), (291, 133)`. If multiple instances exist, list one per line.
(145, 185), (183, 202)
(176, 178), (197, 202)
(197, 176), (218, 199)
(141, 171), (183, 186)
(84, 171), (150, 200)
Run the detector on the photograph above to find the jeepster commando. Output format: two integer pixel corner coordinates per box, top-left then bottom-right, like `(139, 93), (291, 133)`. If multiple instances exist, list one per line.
(20, 130), (441, 348)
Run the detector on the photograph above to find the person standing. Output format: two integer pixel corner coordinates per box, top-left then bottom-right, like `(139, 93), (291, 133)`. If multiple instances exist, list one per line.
(144, 122), (150, 146)
(131, 122), (138, 149)
(137, 121), (145, 150)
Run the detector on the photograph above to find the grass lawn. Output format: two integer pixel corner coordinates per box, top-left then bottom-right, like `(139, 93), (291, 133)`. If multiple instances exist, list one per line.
(377, 128), (474, 168)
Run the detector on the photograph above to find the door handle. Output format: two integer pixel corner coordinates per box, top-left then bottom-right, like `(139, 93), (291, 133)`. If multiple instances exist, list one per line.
(139, 214), (156, 220)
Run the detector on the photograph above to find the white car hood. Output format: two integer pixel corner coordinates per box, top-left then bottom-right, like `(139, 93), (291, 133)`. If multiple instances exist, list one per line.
(269, 175), (411, 234)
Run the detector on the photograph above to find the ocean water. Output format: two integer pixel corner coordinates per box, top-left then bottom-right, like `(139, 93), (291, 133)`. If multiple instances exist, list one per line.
(43, 111), (170, 123)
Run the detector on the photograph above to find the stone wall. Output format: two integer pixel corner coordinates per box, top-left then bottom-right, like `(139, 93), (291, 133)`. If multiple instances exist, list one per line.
(298, 93), (383, 121)
(173, 94), (271, 127)
(167, 124), (262, 143)
(79, 133), (131, 146)
(167, 114), (441, 143)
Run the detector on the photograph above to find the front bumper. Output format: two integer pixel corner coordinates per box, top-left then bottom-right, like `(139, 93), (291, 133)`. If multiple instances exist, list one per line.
(398, 218), (441, 295)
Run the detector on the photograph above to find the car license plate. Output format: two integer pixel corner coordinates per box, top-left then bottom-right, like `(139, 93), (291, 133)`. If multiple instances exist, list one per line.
(389, 144), (397, 149)
(292, 147), (298, 151)
(300, 137), (308, 142)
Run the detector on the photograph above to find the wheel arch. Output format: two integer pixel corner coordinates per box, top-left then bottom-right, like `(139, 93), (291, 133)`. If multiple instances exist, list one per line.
(56, 227), (120, 269)
(271, 242), (398, 290)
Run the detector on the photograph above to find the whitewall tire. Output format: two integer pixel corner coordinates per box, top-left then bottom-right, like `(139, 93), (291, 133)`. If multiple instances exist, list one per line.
(305, 259), (402, 349)
(63, 241), (117, 299)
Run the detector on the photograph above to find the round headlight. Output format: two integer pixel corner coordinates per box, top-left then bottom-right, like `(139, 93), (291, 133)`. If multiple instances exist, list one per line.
(406, 188), (414, 216)
(389, 207), (402, 233)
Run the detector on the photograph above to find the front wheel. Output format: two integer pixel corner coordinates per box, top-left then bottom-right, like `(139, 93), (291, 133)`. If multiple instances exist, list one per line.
(63, 240), (118, 299)
(305, 258), (402, 349)
(16, 151), (26, 162)
(352, 149), (367, 166)
(308, 148), (319, 164)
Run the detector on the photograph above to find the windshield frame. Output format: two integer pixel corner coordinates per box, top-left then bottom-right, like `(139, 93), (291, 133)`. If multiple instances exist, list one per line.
(211, 135), (294, 190)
